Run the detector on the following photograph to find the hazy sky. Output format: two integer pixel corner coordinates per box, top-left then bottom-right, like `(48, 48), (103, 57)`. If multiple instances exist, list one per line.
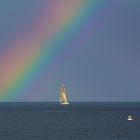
(1, 0), (140, 101)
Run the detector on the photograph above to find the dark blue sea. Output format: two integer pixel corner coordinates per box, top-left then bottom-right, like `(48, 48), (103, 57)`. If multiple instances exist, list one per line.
(0, 102), (140, 140)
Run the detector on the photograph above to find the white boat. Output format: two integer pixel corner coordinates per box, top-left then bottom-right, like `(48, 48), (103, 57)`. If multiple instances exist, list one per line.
(60, 84), (69, 105)
(127, 115), (134, 121)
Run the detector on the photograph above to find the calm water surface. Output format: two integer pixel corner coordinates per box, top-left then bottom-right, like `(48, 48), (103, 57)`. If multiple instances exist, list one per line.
(0, 102), (139, 140)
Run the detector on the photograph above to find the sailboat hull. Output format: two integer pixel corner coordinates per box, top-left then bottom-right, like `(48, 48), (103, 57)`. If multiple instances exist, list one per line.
(61, 102), (69, 105)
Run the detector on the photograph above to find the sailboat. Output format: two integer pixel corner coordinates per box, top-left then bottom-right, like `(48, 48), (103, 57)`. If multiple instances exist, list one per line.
(60, 84), (69, 105)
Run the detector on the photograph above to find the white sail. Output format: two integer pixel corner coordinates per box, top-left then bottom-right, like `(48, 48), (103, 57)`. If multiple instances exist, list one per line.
(60, 84), (69, 105)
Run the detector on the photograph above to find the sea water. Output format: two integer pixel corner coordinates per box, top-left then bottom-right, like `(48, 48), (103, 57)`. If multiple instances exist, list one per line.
(0, 102), (139, 140)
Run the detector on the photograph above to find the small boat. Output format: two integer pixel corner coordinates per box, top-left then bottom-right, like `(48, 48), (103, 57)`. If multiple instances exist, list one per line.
(60, 84), (69, 105)
(127, 115), (134, 121)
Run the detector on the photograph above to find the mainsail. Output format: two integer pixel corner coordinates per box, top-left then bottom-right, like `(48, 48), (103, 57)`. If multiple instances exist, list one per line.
(60, 84), (69, 105)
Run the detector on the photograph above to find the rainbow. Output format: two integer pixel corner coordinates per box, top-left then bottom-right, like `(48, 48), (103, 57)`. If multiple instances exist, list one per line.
(1, 0), (112, 101)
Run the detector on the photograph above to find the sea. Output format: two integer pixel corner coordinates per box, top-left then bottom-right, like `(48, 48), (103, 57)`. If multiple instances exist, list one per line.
(0, 102), (139, 140)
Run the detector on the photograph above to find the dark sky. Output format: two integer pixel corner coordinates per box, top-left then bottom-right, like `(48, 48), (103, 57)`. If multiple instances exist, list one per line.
(0, 0), (140, 101)
(55, 0), (140, 101)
